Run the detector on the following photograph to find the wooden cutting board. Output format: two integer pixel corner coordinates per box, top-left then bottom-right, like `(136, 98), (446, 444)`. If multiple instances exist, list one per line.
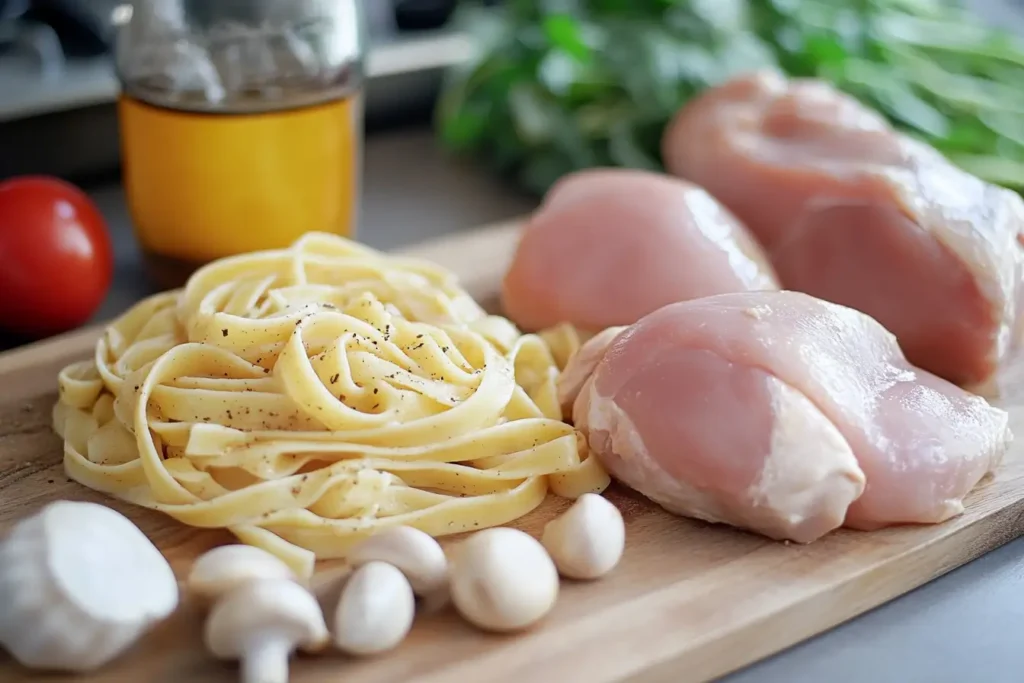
(3, 220), (1024, 683)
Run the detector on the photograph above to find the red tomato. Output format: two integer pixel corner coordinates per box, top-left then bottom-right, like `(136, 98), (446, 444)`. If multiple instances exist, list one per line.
(0, 176), (113, 337)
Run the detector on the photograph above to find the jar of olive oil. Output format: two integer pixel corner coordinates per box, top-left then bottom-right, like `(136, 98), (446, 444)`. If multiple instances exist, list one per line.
(115, 0), (365, 288)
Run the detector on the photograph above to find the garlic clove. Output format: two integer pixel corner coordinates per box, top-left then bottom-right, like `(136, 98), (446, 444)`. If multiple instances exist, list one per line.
(333, 561), (415, 656)
(0, 500), (179, 672)
(542, 493), (625, 580)
(449, 527), (558, 633)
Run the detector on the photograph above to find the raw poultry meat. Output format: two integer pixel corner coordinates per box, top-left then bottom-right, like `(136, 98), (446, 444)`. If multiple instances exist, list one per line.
(565, 291), (1011, 541)
(662, 71), (1024, 387)
(501, 168), (778, 333)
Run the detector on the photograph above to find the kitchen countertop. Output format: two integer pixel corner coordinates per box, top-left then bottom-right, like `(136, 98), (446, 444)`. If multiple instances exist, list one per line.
(42, 126), (1024, 682)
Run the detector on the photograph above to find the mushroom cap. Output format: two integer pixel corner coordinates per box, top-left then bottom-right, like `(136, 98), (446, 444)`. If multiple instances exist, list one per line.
(347, 526), (447, 596)
(204, 579), (328, 659)
(542, 493), (625, 580)
(333, 561), (415, 656)
(188, 545), (295, 600)
(449, 527), (559, 632)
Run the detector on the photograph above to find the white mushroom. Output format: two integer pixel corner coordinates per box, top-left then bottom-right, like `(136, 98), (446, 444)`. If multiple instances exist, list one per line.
(204, 578), (328, 683)
(333, 561), (415, 657)
(448, 527), (559, 633)
(541, 493), (625, 580)
(0, 500), (179, 672)
(346, 526), (447, 597)
(188, 545), (296, 601)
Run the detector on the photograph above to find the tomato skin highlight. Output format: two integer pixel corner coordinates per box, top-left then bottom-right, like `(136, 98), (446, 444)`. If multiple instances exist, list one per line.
(0, 176), (114, 338)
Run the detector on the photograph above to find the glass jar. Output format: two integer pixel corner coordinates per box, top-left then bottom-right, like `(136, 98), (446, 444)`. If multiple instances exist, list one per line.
(114, 0), (365, 288)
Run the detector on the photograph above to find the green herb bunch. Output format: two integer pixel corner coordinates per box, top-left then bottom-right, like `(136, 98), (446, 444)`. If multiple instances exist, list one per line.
(435, 0), (1024, 195)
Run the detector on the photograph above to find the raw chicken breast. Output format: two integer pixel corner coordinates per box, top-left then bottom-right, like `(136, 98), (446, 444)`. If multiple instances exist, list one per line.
(501, 168), (778, 332)
(662, 71), (1024, 387)
(567, 291), (1010, 540)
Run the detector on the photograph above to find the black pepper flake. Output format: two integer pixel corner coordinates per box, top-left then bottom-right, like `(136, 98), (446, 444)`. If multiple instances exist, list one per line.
(330, 374), (339, 385)
(47, 479), (54, 484)
(373, 388), (378, 394)
(222, 329), (229, 337)
(372, 403), (380, 410)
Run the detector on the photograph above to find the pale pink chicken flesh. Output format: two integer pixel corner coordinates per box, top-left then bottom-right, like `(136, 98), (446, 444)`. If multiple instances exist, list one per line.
(501, 168), (778, 333)
(662, 71), (1024, 387)
(566, 291), (1011, 541)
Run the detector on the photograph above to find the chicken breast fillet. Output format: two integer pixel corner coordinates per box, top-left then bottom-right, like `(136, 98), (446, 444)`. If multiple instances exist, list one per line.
(662, 71), (1024, 387)
(501, 168), (778, 333)
(566, 292), (1011, 541)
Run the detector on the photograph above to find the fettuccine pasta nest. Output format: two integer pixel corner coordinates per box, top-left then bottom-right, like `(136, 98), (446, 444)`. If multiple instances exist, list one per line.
(53, 232), (608, 577)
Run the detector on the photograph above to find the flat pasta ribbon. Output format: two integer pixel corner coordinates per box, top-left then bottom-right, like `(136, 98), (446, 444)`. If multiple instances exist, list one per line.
(54, 232), (609, 577)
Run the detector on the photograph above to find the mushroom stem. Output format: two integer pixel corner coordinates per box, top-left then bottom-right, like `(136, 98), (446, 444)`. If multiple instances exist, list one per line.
(241, 633), (292, 683)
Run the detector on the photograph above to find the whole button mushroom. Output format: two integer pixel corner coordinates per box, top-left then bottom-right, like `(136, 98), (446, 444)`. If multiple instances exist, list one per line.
(541, 493), (625, 580)
(333, 561), (416, 657)
(0, 500), (179, 672)
(204, 578), (329, 683)
(448, 527), (559, 633)
(188, 545), (296, 602)
(346, 526), (448, 599)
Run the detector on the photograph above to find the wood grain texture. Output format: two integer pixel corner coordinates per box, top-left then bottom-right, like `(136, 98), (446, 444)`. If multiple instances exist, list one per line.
(2, 220), (1024, 683)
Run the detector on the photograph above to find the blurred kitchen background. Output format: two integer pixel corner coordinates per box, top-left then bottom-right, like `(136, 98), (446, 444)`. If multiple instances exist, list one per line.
(3, 0), (1023, 178)
(2, 0), (1024, 347)
(0, 0), (495, 177)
